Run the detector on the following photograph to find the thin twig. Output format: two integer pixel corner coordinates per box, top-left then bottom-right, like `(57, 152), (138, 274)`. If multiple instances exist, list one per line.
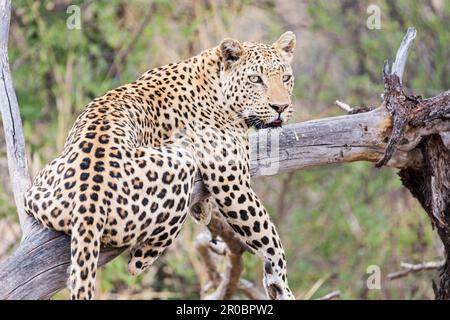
(335, 100), (354, 113)
(387, 260), (445, 280)
(315, 290), (341, 300)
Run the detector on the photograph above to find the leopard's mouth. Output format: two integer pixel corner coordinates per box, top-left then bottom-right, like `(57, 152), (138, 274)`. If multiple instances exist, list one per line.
(266, 119), (283, 128)
(245, 115), (283, 130)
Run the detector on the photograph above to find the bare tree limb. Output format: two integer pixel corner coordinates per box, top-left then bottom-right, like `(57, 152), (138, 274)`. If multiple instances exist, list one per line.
(204, 215), (246, 300)
(195, 215), (267, 300)
(387, 260), (445, 280)
(195, 231), (222, 289)
(0, 0), (34, 236)
(315, 290), (341, 300)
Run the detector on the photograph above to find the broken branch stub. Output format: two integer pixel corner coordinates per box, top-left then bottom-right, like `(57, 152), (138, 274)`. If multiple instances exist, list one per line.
(376, 27), (416, 168)
(391, 27), (417, 84)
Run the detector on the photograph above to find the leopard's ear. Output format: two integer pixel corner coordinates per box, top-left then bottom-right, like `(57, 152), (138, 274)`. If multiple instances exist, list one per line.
(273, 31), (296, 63)
(219, 38), (243, 70)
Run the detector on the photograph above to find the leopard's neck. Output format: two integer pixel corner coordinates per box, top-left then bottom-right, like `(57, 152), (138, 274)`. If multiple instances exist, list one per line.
(137, 48), (248, 133)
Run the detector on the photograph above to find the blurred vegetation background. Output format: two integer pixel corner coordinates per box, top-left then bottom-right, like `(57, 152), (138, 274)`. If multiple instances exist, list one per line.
(0, 0), (449, 299)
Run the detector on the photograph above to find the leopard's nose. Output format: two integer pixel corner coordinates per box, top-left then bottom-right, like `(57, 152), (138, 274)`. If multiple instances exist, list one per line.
(269, 104), (288, 113)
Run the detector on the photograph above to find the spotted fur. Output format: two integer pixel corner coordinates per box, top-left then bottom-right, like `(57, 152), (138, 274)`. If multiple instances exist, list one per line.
(24, 32), (297, 300)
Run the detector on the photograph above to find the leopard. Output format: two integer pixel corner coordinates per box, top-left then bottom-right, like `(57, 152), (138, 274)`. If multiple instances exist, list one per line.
(24, 31), (297, 300)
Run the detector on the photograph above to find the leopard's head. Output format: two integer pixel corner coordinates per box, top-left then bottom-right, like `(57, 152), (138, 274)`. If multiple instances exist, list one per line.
(218, 32), (296, 129)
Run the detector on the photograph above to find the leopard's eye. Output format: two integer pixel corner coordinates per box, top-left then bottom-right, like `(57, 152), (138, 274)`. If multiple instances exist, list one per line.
(282, 75), (292, 82)
(248, 75), (263, 84)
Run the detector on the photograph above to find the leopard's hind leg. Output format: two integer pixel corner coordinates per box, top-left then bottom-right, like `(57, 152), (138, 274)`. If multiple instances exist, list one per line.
(125, 144), (198, 276)
(24, 154), (107, 300)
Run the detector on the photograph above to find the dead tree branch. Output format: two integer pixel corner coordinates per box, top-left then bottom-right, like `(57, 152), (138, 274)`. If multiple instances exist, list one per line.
(0, 0), (33, 236)
(195, 213), (269, 300)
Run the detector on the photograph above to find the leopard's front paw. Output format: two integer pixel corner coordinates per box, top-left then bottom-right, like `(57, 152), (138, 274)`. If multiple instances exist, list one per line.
(263, 261), (295, 300)
(265, 282), (295, 300)
(128, 260), (146, 276)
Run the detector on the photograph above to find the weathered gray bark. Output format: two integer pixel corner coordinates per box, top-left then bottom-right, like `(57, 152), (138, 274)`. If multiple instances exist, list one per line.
(1, 105), (431, 299)
(0, 0), (33, 236)
(0, 2), (449, 300)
